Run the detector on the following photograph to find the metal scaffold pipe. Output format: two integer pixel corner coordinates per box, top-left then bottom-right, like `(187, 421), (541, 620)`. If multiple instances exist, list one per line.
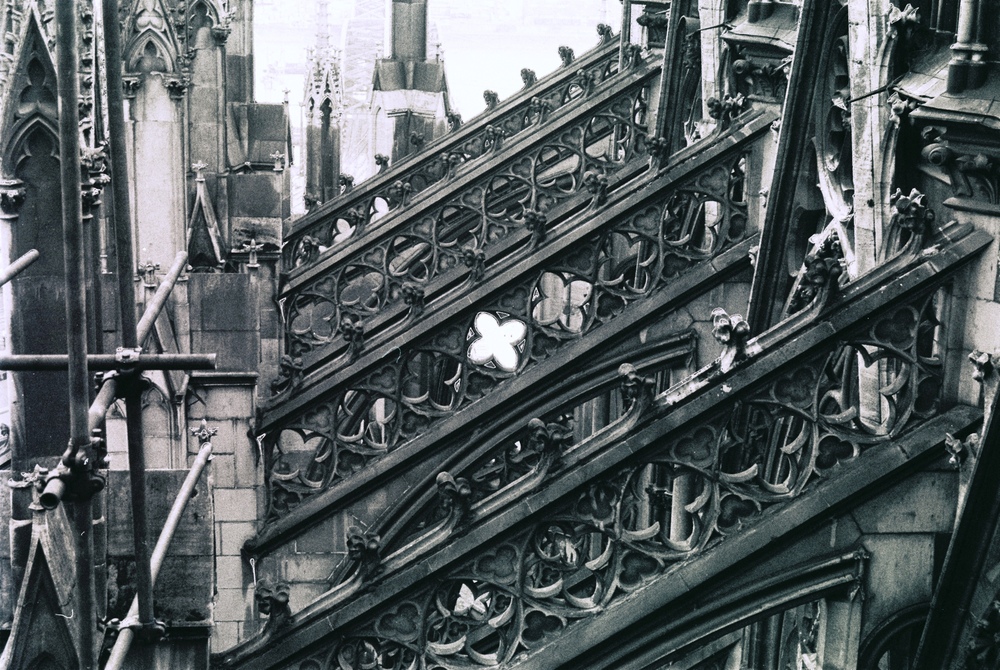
(0, 249), (39, 287)
(103, 436), (215, 670)
(0, 353), (217, 370)
(85, 251), (188, 434)
(53, 0), (97, 665)
(101, 0), (155, 628)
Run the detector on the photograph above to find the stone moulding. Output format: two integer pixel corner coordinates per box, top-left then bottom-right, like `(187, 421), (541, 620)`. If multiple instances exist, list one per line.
(283, 35), (624, 272)
(215, 222), (989, 669)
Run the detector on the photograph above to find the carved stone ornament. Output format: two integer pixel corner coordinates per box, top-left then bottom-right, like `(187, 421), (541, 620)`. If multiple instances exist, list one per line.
(944, 432), (979, 468)
(618, 362), (655, 411)
(270, 354), (305, 398)
(637, 10), (669, 48)
(711, 307), (751, 372)
(436, 472), (472, 520)
(597, 23), (614, 45)
(346, 527), (383, 581)
(707, 94), (750, 129)
(483, 90), (500, 110)
(523, 208), (547, 244)
(0, 179), (26, 218)
(732, 52), (792, 103)
(164, 75), (190, 99)
(122, 76), (141, 98)
(341, 315), (365, 361)
(520, 68), (537, 89)
(254, 580), (292, 635)
(786, 232), (846, 316)
(969, 350), (994, 383)
(966, 597), (1000, 668)
(879, 187), (936, 262)
(558, 46), (575, 67)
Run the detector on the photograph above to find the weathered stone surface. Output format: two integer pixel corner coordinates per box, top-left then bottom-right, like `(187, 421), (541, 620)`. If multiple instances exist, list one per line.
(852, 471), (958, 535)
(859, 534), (935, 642)
(105, 470), (214, 556)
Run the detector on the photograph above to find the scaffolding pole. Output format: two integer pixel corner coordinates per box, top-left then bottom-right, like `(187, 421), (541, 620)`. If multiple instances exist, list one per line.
(104, 433), (215, 670)
(53, 0), (97, 665)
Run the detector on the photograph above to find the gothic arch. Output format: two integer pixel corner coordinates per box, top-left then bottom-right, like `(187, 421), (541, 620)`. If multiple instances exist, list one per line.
(190, 0), (224, 30)
(126, 29), (177, 74)
(1, 13), (57, 172)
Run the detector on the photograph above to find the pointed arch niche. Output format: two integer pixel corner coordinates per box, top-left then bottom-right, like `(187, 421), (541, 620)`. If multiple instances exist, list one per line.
(187, 0), (226, 173)
(125, 71), (185, 271)
(0, 16), (71, 457)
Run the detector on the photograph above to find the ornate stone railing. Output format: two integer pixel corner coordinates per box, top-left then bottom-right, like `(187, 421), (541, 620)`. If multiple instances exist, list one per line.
(283, 29), (624, 274)
(257, 113), (775, 527)
(273, 59), (660, 392)
(221, 220), (988, 670)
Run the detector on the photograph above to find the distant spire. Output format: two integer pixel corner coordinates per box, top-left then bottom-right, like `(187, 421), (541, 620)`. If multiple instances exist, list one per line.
(316, 0), (330, 50)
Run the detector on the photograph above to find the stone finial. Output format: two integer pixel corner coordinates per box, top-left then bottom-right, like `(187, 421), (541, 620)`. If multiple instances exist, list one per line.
(447, 112), (463, 132)
(0, 179), (26, 218)
(346, 526), (382, 580)
(484, 124), (504, 151)
(374, 153), (390, 173)
(887, 3), (921, 28)
(523, 208), (547, 244)
(462, 247), (486, 282)
(254, 579), (291, 635)
(483, 90), (500, 110)
(786, 234), (844, 315)
(880, 187), (936, 261)
(945, 432), (979, 468)
(190, 419), (218, 445)
(558, 46), (575, 67)
(191, 161), (208, 181)
(139, 259), (160, 287)
(583, 170), (608, 208)
(436, 471), (471, 519)
(270, 151), (285, 172)
(233, 238), (264, 268)
(712, 308), (751, 373)
(525, 415), (573, 466)
(597, 23), (614, 45)
(707, 94), (750, 127)
(341, 316), (365, 361)
(401, 283), (425, 317)
(521, 68), (537, 88)
(970, 350), (994, 382)
(270, 354), (304, 397)
(619, 363), (655, 411)
(528, 97), (551, 126)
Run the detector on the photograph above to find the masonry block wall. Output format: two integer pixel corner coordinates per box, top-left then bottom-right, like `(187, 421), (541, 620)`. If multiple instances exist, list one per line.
(185, 273), (267, 650)
(105, 470), (214, 669)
